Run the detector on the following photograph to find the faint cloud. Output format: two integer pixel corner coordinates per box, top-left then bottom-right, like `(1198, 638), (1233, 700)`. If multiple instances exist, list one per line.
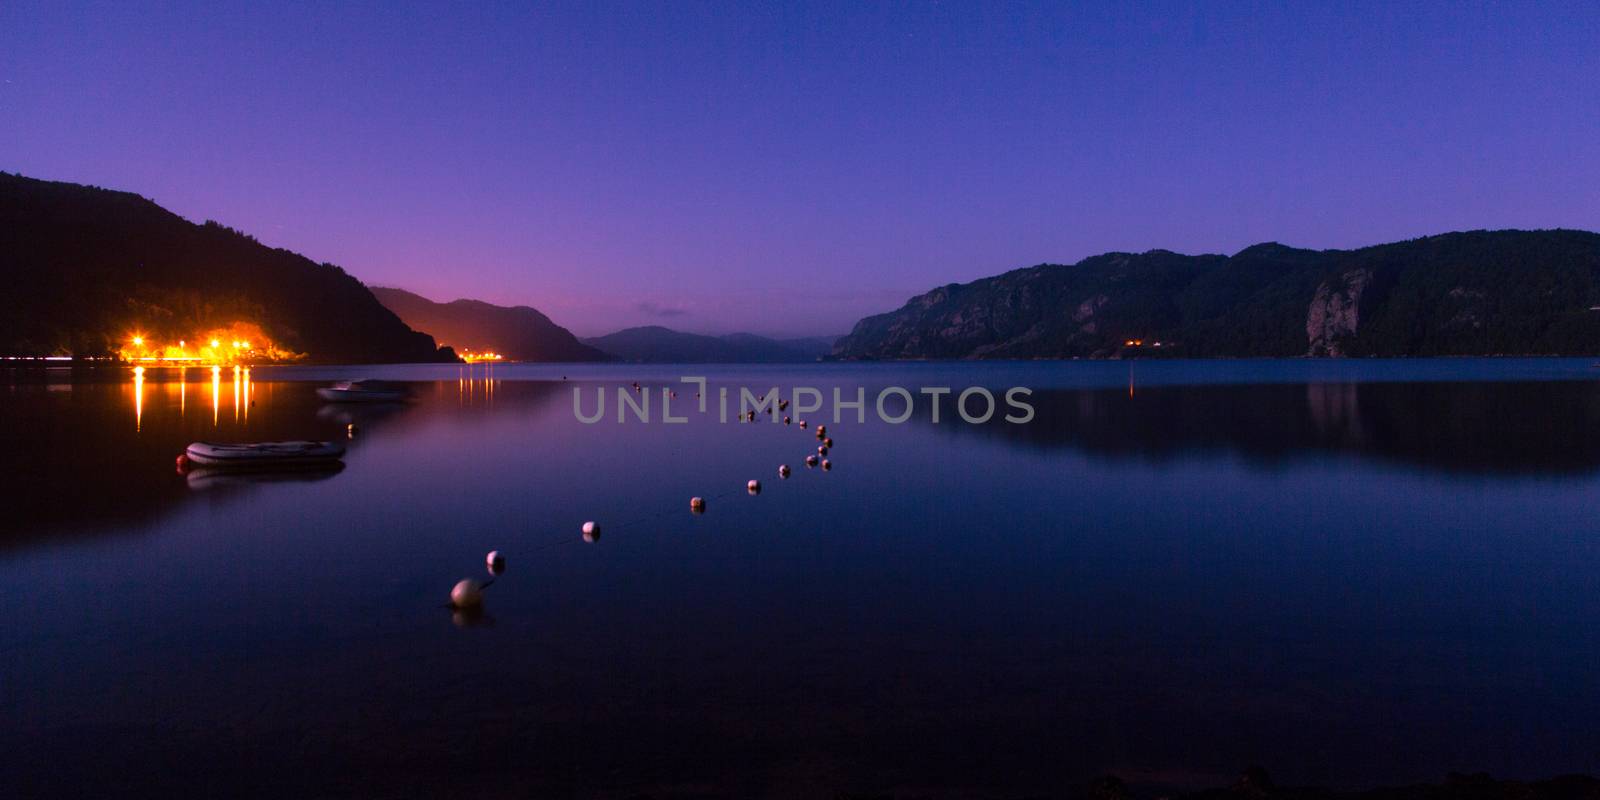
(635, 301), (689, 318)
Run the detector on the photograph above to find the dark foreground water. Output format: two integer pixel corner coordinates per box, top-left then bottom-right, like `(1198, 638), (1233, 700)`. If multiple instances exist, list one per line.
(2, 360), (1598, 798)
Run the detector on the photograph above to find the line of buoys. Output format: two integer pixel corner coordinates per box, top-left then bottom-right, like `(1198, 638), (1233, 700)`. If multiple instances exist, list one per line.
(451, 579), (483, 608)
(446, 395), (853, 612)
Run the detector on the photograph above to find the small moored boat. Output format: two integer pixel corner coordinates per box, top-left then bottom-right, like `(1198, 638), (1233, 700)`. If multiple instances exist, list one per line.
(316, 380), (410, 403)
(184, 440), (346, 469)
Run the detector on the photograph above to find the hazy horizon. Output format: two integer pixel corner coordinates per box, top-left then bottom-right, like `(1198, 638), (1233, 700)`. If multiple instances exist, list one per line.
(4, 1), (1597, 337)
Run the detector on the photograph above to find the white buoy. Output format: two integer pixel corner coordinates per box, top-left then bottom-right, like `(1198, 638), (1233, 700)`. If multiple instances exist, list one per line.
(747, 479), (761, 495)
(451, 579), (483, 608)
(778, 464), (791, 478)
(486, 550), (505, 575)
(824, 437), (833, 448)
(805, 455), (818, 467)
(799, 420), (807, 429)
(821, 459), (832, 471)
(817, 425), (826, 435)
(690, 496), (706, 513)
(783, 415), (791, 425)
(582, 521), (601, 542)
(818, 445), (828, 456)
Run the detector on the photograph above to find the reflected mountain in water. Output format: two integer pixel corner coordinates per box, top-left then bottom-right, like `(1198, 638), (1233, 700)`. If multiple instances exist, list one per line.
(937, 380), (1600, 475)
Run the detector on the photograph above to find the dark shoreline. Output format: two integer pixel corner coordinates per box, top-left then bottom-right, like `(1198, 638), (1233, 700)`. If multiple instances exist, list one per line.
(1037, 770), (1600, 800)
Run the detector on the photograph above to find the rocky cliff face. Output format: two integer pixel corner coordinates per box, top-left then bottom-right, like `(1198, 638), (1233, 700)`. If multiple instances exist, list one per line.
(1305, 269), (1371, 356)
(832, 230), (1600, 359)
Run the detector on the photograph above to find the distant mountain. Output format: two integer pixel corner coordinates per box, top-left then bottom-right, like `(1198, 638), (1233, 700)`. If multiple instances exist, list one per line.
(833, 230), (1600, 359)
(0, 172), (452, 362)
(370, 287), (608, 362)
(583, 326), (837, 362)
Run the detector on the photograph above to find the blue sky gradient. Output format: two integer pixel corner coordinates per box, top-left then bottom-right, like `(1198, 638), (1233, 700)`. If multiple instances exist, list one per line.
(3, 1), (1597, 336)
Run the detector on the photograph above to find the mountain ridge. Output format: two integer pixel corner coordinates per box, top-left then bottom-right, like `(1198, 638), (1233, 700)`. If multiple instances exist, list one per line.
(0, 172), (453, 363)
(369, 286), (609, 362)
(832, 230), (1600, 359)
(583, 325), (836, 363)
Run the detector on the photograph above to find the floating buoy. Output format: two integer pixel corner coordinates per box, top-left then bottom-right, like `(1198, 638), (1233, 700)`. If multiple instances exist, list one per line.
(783, 415), (791, 425)
(451, 579), (483, 608)
(747, 410), (756, 421)
(486, 550), (505, 575)
(805, 455), (818, 467)
(817, 425), (826, 436)
(816, 430), (824, 440)
(779, 399), (789, 411)
(818, 445), (829, 456)
(582, 521), (601, 542)
(823, 437), (833, 448)
(799, 420), (807, 429)
(690, 496), (706, 513)
(821, 459), (832, 471)
(747, 479), (761, 495)
(778, 464), (791, 478)
(175, 453), (190, 474)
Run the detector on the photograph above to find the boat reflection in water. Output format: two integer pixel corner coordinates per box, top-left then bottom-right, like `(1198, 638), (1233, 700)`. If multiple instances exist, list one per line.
(184, 461), (345, 491)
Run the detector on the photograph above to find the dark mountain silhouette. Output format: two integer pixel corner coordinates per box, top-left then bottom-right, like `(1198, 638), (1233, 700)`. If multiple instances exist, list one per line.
(833, 230), (1600, 359)
(369, 287), (608, 362)
(583, 326), (836, 362)
(0, 172), (453, 362)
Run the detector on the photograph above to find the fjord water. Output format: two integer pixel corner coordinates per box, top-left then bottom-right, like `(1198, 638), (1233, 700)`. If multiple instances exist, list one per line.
(3, 360), (1598, 797)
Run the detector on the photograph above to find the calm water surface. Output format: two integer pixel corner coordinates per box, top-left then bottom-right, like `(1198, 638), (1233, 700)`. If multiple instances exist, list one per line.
(2, 360), (1598, 798)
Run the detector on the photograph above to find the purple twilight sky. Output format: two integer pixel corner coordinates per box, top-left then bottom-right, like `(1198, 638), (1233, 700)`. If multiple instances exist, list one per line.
(3, 1), (1598, 338)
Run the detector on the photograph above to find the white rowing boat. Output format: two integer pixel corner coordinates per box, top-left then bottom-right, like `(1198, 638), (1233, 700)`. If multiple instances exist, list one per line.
(184, 440), (346, 468)
(316, 380), (411, 403)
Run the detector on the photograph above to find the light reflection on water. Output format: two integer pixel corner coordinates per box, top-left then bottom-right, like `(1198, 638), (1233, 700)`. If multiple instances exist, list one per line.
(1, 359), (1599, 797)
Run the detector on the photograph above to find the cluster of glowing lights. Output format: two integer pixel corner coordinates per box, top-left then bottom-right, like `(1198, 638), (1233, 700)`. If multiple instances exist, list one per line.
(460, 350), (505, 363)
(1122, 338), (1165, 348)
(118, 324), (296, 364)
